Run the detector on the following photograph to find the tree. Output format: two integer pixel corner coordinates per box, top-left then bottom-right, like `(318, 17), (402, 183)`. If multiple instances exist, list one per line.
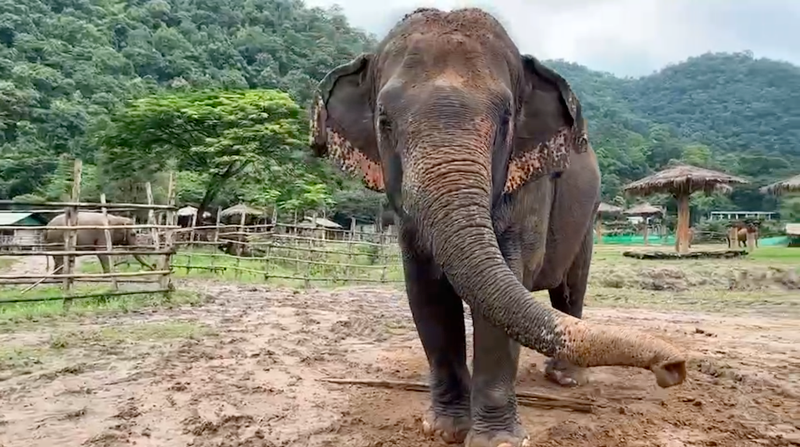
(98, 89), (311, 217)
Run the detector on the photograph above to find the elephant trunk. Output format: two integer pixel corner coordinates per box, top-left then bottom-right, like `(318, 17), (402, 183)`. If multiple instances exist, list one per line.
(408, 141), (686, 388)
(132, 253), (155, 271)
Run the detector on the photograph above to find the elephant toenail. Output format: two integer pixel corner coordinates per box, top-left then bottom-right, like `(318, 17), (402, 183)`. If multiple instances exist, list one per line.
(521, 438), (531, 447)
(497, 443), (514, 447)
(422, 421), (432, 434)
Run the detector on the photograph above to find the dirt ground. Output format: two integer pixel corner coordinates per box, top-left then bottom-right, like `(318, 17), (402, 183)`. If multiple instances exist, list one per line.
(1, 276), (800, 446)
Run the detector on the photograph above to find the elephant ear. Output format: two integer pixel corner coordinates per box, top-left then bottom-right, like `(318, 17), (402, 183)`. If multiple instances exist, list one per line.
(310, 53), (383, 192)
(505, 55), (589, 193)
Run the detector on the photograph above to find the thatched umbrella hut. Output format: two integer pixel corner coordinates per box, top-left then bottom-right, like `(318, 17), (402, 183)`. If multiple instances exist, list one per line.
(760, 174), (800, 196)
(595, 203), (623, 244)
(220, 204), (265, 226)
(624, 203), (664, 246)
(623, 165), (748, 253)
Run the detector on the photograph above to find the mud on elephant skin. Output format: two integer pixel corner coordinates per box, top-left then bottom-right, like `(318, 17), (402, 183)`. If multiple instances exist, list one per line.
(309, 7), (687, 447)
(45, 212), (155, 273)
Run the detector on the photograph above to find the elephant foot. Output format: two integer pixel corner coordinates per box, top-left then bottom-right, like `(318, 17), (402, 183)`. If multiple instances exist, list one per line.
(422, 407), (471, 444)
(465, 427), (530, 447)
(544, 358), (588, 387)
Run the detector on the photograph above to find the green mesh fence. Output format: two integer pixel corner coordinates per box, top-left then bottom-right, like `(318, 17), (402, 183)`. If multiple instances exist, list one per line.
(595, 234), (791, 246)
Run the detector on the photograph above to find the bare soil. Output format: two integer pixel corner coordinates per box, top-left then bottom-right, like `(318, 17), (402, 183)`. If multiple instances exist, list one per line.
(1, 280), (799, 447)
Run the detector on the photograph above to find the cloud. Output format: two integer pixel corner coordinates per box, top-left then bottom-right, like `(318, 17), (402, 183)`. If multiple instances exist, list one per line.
(303, 0), (800, 76)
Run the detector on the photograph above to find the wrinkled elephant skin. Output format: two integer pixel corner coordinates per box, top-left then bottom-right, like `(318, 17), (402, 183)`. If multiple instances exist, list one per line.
(45, 212), (153, 273)
(308, 8), (686, 447)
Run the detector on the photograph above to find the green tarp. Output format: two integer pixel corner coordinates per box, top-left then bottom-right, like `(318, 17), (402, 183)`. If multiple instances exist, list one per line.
(594, 235), (790, 246)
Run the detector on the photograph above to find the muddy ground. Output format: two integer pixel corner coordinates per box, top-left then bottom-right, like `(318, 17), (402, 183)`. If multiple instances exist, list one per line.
(1, 274), (800, 446)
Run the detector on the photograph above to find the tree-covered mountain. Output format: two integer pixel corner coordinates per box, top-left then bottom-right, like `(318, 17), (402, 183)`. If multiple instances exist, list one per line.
(547, 52), (799, 213)
(0, 0), (796, 219)
(0, 0), (375, 205)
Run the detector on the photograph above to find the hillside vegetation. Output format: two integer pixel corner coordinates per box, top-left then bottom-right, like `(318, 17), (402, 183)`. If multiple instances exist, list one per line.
(0, 0), (797, 221)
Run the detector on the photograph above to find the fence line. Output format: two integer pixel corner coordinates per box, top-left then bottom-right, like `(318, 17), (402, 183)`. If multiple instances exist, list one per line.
(0, 159), (177, 304)
(177, 220), (404, 287)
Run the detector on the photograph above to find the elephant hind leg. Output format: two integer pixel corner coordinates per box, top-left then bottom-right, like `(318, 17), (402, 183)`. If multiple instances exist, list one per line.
(545, 226), (593, 387)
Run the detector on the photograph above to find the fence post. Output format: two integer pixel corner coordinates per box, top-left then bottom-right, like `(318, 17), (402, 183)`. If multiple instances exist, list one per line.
(100, 193), (118, 291)
(237, 210), (246, 256)
(214, 207), (221, 243)
(62, 159), (82, 308)
(158, 172), (176, 298)
(145, 182), (158, 250)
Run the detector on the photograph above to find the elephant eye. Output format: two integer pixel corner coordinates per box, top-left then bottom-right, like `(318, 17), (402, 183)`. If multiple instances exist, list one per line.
(377, 107), (392, 133)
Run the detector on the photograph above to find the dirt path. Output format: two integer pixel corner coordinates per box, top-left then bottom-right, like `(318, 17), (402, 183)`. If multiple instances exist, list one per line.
(1, 281), (799, 447)
(0, 254), (84, 276)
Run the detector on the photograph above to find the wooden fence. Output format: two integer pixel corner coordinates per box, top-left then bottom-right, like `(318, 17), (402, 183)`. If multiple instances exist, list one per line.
(173, 219), (405, 287)
(0, 159), (178, 305)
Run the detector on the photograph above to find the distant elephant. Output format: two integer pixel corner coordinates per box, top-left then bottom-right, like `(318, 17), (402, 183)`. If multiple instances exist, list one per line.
(45, 212), (154, 273)
(309, 8), (685, 446)
(725, 221), (760, 248)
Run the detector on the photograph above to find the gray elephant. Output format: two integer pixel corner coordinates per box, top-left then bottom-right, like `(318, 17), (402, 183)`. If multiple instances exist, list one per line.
(309, 8), (686, 447)
(45, 212), (153, 273)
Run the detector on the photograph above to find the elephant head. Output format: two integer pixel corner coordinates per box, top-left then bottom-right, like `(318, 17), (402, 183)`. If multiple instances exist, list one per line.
(107, 214), (155, 270)
(310, 8), (685, 387)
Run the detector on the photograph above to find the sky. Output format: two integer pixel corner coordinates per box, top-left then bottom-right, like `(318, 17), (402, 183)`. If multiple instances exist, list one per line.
(303, 0), (800, 77)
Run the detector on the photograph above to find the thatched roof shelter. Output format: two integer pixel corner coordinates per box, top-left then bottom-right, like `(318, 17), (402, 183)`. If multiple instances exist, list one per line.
(598, 203), (623, 215)
(220, 204), (264, 218)
(624, 203), (664, 217)
(623, 164), (748, 253)
(760, 174), (800, 196)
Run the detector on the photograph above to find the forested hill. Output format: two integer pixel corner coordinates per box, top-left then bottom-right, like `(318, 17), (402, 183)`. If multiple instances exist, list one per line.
(0, 0), (375, 202)
(0, 0), (797, 217)
(547, 53), (800, 209)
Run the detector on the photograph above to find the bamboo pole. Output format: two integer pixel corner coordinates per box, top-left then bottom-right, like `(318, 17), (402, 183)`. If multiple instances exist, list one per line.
(63, 159), (82, 307)
(0, 288), (172, 305)
(158, 172), (176, 297)
(676, 193), (690, 253)
(0, 249), (174, 256)
(0, 270), (171, 280)
(0, 224), (178, 231)
(145, 182), (159, 250)
(100, 193), (118, 291)
(0, 200), (175, 210)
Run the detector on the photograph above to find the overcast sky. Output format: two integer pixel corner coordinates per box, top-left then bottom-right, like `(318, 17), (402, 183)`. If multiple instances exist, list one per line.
(304, 0), (800, 77)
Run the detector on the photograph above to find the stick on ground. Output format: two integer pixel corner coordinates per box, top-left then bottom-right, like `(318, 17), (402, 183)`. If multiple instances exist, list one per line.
(321, 378), (596, 413)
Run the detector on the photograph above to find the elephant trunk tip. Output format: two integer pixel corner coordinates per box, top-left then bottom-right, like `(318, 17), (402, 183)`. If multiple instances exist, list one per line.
(554, 315), (688, 389)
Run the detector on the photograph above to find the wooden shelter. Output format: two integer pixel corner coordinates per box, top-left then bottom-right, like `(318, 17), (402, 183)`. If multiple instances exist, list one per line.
(624, 203), (664, 246)
(0, 212), (49, 251)
(595, 203), (623, 244)
(623, 165), (747, 253)
(219, 204), (266, 227)
(760, 174), (800, 196)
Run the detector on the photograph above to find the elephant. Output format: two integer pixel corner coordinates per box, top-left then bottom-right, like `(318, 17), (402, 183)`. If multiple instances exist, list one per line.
(725, 221), (760, 248)
(309, 8), (686, 447)
(45, 212), (154, 274)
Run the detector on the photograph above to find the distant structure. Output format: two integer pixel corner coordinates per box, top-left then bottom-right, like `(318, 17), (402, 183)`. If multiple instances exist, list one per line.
(0, 212), (50, 251)
(708, 211), (778, 221)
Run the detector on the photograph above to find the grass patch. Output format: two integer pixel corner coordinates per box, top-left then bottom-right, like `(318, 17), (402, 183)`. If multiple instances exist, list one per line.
(49, 321), (214, 349)
(0, 345), (48, 371)
(82, 244), (406, 288)
(0, 287), (205, 329)
(0, 258), (17, 270)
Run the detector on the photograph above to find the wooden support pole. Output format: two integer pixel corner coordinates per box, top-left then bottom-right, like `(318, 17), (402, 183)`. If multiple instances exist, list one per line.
(100, 193), (118, 291)
(595, 216), (603, 245)
(63, 159), (82, 307)
(145, 182), (158, 250)
(746, 230), (756, 252)
(676, 193), (690, 254)
(158, 172), (176, 297)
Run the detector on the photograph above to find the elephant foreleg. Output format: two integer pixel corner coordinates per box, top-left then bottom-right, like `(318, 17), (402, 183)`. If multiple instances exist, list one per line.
(98, 254), (111, 274)
(401, 232), (471, 444)
(52, 255), (64, 274)
(545, 226), (593, 387)
(466, 238), (527, 447)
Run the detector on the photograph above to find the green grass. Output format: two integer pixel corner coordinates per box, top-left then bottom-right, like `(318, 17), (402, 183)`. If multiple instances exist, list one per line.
(0, 258), (17, 270)
(1, 320), (214, 374)
(48, 321), (214, 349)
(0, 287), (205, 328)
(81, 242), (406, 288)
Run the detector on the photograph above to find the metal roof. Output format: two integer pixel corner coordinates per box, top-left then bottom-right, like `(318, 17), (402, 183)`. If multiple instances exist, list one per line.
(0, 212), (35, 226)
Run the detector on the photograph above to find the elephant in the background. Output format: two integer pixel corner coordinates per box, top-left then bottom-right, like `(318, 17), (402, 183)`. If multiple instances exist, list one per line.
(310, 8), (686, 446)
(45, 212), (154, 273)
(726, 221), (760, 248)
